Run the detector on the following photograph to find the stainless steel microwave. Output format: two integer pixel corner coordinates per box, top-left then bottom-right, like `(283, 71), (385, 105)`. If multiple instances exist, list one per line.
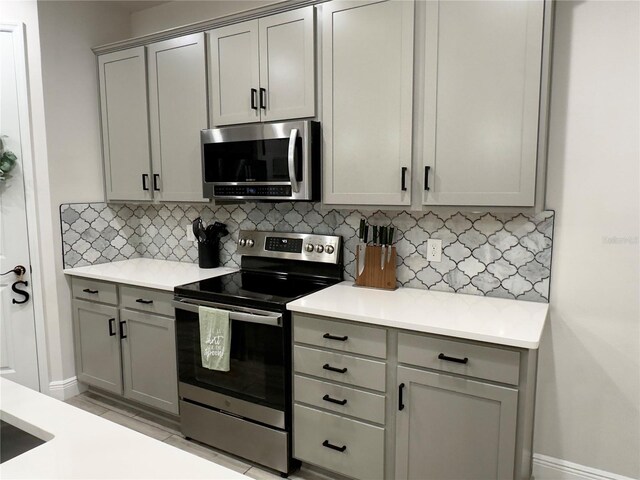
(201, 121), (320, 201)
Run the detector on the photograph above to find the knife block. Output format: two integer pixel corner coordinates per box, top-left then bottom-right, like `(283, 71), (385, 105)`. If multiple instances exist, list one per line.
(355, 245), (397, 290)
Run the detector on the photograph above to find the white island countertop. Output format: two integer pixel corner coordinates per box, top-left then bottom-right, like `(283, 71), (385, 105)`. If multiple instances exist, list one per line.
(63, 258), (237, 291)
(287, 281), (549, 349)
(0, 378), (246, 479)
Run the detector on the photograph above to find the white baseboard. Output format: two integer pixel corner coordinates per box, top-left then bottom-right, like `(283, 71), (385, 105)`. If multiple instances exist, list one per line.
(48, 376), (84, 401)
(533, 453), (637, 480)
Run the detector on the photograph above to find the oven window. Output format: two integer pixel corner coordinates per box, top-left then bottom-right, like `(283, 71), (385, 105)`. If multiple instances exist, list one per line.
(203, 138), (302, 183)
(176, 310), (286, 411)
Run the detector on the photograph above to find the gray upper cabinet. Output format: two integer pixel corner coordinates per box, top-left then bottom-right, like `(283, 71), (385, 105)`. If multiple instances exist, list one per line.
(208, 6), (315, 126)
(120, 309), (179, 415)
(72, 299), (122, 395)
(99, 47), (152, 202)
(422, 0), (545, 206)
(147, 33), (208, 203)
(98, 35), (208, 203)
(395, 366), (518, 480)
(322, 0), (414, 206)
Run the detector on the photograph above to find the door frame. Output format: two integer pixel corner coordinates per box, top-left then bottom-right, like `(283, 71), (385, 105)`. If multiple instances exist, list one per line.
(1, 22), (49, 392)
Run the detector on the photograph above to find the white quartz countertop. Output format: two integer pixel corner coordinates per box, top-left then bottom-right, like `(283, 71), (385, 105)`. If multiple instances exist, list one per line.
(287, 281), (549, 349)
(0, 378), (246, 479)
(63, 258), (237, 291)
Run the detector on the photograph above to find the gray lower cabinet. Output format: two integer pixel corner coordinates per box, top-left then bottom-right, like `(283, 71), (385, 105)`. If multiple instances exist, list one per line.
(120, 309), (179, 415)
(395, 366), (518, 480)
(73, 299), (122, 395)
(71, 278), (178, 415)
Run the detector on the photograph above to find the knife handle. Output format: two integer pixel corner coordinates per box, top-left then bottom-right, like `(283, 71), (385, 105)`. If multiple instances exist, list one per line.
(388, 227), (395, 245)
(363, 225), (369, 244)
(373, 226), (378, 245)
(380, 227), (387, 245)
(359, 219), (366, 240)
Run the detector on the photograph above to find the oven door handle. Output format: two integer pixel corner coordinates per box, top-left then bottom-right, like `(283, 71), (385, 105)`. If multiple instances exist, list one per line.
(287, 128), (299, 193)
(172, 300), (282, 327)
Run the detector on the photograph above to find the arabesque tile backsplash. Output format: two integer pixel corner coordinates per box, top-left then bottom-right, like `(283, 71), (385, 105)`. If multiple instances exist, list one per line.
(60, 202), (554, 302)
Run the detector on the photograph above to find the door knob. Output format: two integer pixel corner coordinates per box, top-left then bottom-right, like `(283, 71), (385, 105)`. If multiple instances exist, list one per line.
(1, 265), (26, 277)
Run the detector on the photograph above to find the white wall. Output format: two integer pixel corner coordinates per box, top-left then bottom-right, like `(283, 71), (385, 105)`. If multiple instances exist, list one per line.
(536, 1), (640, 478)
(35, 1), (132, 388)
(130, 0), (281, 36)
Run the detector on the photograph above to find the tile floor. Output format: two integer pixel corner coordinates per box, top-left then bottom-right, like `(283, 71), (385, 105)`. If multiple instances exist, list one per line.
(65, 392), (335, 480)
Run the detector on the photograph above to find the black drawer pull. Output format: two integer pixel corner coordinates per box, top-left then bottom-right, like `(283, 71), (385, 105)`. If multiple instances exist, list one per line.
(399, 383), (405, 411)
(401, 166), (408, 191)
(424, 166), (431, 191)
(323, 394), (347, 406)
(82, 288), (98, 294)
(322, 440), (346, 453)
(323, 333), (348, 342)
(135, 298), (153, 304)
(119, 320), (127, 339)
(108, 318), (116, 337)
(438, 353), (469, 364)
(259, 87), (266, 110)
(142, 174), (149, 191)
(323, 364), (347, 374)
(153, 174), (160, 191)
(251, 88), (257, 110)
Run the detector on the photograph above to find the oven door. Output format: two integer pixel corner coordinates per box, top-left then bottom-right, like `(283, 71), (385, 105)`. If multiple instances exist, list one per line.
(173, 298), (288, 427)
(201, 121), (316, 201)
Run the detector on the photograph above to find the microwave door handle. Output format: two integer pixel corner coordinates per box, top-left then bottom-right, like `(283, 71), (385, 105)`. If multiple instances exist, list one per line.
(288, 128), (299, 193)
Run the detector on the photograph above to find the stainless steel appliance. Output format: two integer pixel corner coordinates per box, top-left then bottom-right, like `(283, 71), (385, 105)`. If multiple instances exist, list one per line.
(173, 231), (343, 475)
(201, 121), (320, 201)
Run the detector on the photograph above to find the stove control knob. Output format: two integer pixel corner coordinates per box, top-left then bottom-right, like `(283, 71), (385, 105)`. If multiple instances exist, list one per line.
(325, 245), (335, 254)
(239, 238), (247, 247)
(246, 239), (254, 248)
(316, 245), (324, 253)
(305, 244), (314, 253)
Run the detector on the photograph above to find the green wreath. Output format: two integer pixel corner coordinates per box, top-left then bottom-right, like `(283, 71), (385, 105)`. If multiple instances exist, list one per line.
(0, 135), (17, 182)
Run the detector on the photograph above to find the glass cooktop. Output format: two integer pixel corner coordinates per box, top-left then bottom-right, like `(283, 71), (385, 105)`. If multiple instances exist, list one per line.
(174, 271), (337, 311)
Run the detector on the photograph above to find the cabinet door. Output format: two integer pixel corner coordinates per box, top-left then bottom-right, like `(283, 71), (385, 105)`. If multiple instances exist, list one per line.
(120, 309), (178, 415)
(208, 21), (260, 126)
(258, 7), (315, 122)
(147, 34), (208, 202)
(322, 0), (414, 205)
(98, 47), (152, 202)
(72, 300), (122, 394)
(422, 1), (544, 206)
(395, 366), (518, 480)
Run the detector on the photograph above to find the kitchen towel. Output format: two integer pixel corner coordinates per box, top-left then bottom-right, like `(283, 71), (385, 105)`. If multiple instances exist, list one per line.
(199, 306), (231, 371)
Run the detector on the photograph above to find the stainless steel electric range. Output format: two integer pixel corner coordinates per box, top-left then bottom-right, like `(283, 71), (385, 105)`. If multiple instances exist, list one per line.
(173, 230), (343, 476)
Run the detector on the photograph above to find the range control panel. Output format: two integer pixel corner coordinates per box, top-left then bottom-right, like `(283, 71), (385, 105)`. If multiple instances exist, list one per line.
(236, 230), (342, 264)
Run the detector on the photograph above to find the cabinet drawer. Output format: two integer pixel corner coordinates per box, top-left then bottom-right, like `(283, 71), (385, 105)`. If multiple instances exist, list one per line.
(294, 345), (386, 392)
(120, 285), (173, 317)
(294, 404), (384, 480)
(398, 333), (520, 385)
(72, 278), (118, 305)
(294, 375), (385, 425)
(294, 314), (387, 359)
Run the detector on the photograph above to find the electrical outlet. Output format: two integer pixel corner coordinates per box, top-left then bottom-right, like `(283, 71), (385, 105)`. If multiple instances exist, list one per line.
(426, 238), (442, 262)
(186, 228), (196, 242)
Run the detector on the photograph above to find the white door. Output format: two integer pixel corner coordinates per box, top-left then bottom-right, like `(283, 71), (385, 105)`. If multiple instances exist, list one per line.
(322, 0), (414, 206)
(208, 21), (260, 126)
(258, 6), (316, 122)
(0, 25), (40, 390)
(147, 33), (208, 202)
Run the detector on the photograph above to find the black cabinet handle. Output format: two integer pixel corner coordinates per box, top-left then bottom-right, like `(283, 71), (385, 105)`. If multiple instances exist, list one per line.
(153, 174), (160, 191)
(119, 320), (127, 339)
(108, 318), (116, 336)
(399, 383), (405, 410)
(322, 440), (346, 453)
(82, 288), (98, 294)
(135, 298), (153, 304)
(401, 167), (408, 191)
(438, 353), (469, 364)
(424, 166), (431, 191)
(323, 364), (347, 374)
(259, 88), (266, 110)
(323, 333), (348, 342)
(251, 88), (257, 110)
(323, 394), (347, 406)
(142, 174), (149, 191)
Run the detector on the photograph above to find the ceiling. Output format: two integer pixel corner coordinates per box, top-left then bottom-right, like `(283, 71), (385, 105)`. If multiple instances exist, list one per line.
(110, 1), (169, 13)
